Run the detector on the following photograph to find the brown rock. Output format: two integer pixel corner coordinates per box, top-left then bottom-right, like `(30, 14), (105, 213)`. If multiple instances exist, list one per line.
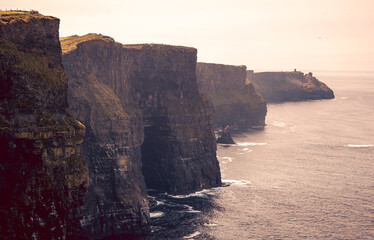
(0, 11), (87, 239)
(196, 62), (267, 129)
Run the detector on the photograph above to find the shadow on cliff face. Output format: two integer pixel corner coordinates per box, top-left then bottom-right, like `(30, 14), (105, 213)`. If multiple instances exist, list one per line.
(139, 189), (223, 240)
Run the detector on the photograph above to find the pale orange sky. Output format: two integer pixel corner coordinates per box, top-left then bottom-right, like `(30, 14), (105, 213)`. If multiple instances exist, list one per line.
(2, 0), (374, 71)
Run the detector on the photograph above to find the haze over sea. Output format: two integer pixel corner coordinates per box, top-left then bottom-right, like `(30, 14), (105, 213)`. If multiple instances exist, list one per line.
(145, 71), (374, 239)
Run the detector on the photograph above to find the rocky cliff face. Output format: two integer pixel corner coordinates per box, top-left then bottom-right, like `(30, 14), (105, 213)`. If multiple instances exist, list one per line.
(247, 71), (335, 102)
(61, 35), (149, 238)
(121, 44), (221, 194)
(196, 62), (267, 129)
(61, 34), (221, 238)
(62, 35), (221, 195)
(0, 11), (87, 239)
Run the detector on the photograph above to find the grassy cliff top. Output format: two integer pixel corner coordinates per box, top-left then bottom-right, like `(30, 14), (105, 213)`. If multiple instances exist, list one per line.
(61, 33), (196, 54)
(123, 43), (196, 53)
(198, 62), (246, 69)
(60, 33), (115, 54)
(0, 10), (56, 24)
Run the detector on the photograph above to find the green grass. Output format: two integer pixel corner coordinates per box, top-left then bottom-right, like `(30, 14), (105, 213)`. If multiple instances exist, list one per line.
(0, 39), (66, 87)
(60, 34), (114, 54)
(0, 10), (55, 23)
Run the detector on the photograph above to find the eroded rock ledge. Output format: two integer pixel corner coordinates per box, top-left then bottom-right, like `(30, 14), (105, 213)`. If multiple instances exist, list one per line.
(196, 62), (267, 129)
(247, 70), (335, 102)
(0, 11), (87, 239)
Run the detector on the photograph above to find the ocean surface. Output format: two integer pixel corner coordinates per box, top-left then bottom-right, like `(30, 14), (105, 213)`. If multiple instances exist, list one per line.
(143, 71), (374, 240)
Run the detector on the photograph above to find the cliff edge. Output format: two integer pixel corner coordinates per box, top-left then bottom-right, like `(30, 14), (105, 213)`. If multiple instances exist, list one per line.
(196, 62), (267, 129)
(0, 11), (87, 239)
(247, 70), (335, 102)
(61, 34), (149, 238)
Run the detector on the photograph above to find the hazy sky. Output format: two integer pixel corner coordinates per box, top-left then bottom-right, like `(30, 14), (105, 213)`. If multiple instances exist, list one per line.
(2, 0), (374, 71)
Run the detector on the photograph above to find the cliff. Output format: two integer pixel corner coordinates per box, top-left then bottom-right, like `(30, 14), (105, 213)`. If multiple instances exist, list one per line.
(121, 44), (221, 194)
(61, 34), (149, 238)
(61, 34), (221, 236)
(247, 70), (335, 102)
(0, 11), (87, 239)
(196, 62), (267, 129)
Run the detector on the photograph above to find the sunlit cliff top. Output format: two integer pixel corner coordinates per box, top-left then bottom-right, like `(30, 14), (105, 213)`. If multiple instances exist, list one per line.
(61, 33), (196, 54)
(0, 10), (56, 24)
(198, 62), (246, 69)
(60, 33), (114, 54)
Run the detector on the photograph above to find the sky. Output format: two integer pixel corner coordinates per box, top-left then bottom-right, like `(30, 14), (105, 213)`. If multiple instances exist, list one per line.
(1, 0), (374, 71)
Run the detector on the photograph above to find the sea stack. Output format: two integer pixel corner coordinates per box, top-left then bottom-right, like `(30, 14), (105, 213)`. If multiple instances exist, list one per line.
(216, 126), (235, 144)
(0, 11), (87, 239)
(247, 70), (335, 102)
(196, 62), (267, 129)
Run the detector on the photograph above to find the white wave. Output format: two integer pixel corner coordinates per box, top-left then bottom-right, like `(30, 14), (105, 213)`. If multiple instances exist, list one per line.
(340, 97), (348, 100)
(272, 121), (286, 127)
(183, 231), (201, 239)
(150, 211), (164, 218)
(204, 223), (218, 227)
(222, 179), (251, 186)
(345, 144), (373, 148)
(166, 188), (219, 199)
(156, 200), (166, 206)
(183, 204), (201, 213)
(222, 157), (233, 162)
(237, 142), (267, 146)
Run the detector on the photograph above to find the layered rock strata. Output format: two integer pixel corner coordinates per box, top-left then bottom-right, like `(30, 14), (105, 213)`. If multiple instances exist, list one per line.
(61, 35), (148, 238)
(0, 11), (87, 239)
(61, 34), (221, 237)
(196, 62), (267, 129)
(122, 44), (221, 194)
(247, 70), (335, 102)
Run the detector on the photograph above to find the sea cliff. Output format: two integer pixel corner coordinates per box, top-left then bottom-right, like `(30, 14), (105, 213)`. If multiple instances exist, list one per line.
(1, 11), (223, 238)
(61, 34), (148, 238)
(196, 62), (267, 129)
(62, 35), (221, 194)
(0, 11), (87, 239)
(247, 70), (335, 102)
(61, 34), (221, 236)
(121, 44), (221, 194)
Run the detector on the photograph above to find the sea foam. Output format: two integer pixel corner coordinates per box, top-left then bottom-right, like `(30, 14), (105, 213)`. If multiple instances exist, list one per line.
(165, 187), (220, 199)
(237, 142), (267, 146)
(272, 121), (286, 127)
(150, 211), (165, 218)
(183, 231), (201, 239)
(222, 179), (251, 186)
(222, 156), (233, 162)
(345, 144), (373, 148)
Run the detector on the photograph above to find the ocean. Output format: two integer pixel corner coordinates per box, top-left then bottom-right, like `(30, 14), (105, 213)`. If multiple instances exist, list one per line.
(143, 71), (374, 239)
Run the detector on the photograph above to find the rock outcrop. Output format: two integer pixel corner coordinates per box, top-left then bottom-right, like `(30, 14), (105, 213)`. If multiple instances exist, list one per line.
(247, 70), (335, 102)
(196, 62), (267, 129)
(0, 11), (87, 239)
(216, 127), (235, 144)
(61, 34), (149, 238)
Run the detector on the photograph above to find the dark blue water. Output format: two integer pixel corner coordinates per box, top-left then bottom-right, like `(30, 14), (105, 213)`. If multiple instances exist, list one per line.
(144, 71), (374, 239)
